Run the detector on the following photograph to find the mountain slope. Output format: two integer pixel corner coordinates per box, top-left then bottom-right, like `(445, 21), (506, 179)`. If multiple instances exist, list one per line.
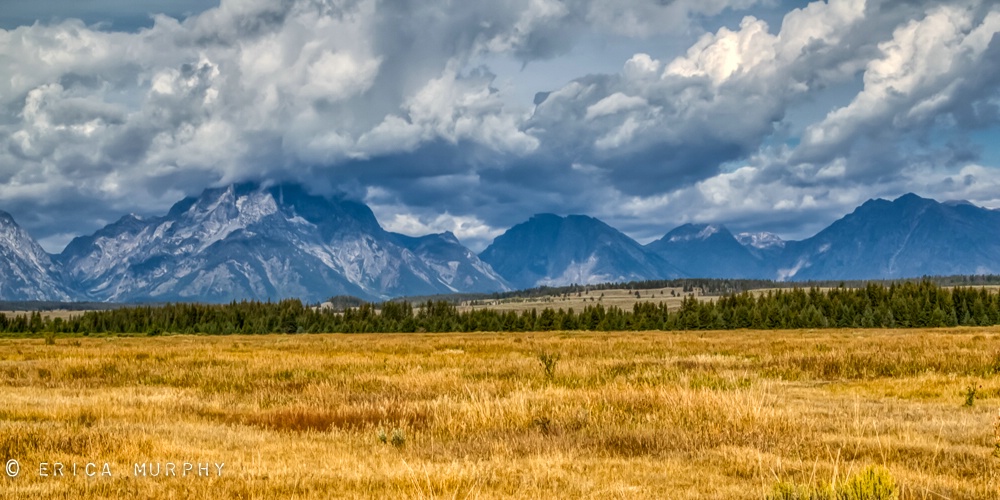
(646, 224), (771, 278)
(393, 231), (510, 293)
(778, 193), (1000, 280)
(58, 184), (508, 302)
(0, 211), (77, 301)
(479, 214), (682, 289)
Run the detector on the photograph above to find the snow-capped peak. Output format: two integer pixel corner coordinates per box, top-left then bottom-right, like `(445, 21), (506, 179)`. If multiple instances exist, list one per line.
(668, 224), (720, 242)
(736, 231), (785, 249)
(173, 187), (281, 252)
(55, 183), (509, 302)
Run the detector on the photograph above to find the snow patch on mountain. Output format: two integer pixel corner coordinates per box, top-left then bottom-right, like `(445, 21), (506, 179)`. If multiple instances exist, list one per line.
(536, 254), (607, 287)
(47, 185), (503, 301)
(776, 258), (809, 281)
(669, 224), (720, 242)
(736, 231), (786, 249)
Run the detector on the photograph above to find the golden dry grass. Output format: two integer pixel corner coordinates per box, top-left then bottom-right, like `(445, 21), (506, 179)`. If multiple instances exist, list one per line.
(0, 328), (999, 498)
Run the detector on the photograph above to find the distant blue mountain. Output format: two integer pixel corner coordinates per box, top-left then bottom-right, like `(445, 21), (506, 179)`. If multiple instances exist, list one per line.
(777, 193), (1000, 280)
(645, 224), (771, 279)
(479, 193), (1000, 285)
(479, 213), (682, 289)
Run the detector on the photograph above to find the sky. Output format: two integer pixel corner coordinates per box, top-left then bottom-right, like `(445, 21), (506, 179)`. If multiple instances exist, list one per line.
(1, 0), (999, 253)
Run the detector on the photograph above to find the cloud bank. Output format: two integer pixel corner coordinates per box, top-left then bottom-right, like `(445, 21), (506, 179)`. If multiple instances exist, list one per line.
(1, 0), (999, 252)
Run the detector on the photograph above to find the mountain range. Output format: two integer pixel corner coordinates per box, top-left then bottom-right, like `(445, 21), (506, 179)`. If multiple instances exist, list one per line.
(1, 187), (999, 302)
(38, 183), (507, 303)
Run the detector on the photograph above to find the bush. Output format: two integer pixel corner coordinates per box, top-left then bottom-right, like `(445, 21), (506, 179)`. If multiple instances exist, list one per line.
(538, 352), (560, 381)
(837, 466), (897, 500)
(769, 466), (897, 500)
(964, 384), (978, 407)
(390, 428), (405, 448)
(993, 409), (1000, 458)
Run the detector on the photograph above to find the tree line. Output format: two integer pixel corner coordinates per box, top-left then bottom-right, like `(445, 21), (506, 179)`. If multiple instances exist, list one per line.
(2, 281), (1000, 335)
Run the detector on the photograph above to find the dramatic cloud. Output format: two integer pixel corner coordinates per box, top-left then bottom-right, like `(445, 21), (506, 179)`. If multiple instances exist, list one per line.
(1, 0), (999, 253)
(795, 4), (1000, 164)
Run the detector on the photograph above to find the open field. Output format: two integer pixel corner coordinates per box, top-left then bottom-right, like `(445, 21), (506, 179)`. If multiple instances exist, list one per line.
(8, 283), (1000, 322)
(1, 310), (85, 321)
(1, 288), (701, 322)
(1, 329), (999, 498)
(458, 284), (1000, 315)
(458, 286), (701, 313)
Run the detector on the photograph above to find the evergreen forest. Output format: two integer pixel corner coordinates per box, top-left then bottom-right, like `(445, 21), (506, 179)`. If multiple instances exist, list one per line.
(2, 281), (1000, 335)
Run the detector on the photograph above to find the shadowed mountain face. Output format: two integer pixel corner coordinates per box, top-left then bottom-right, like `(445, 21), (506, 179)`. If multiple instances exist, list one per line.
(392, 231), (511, 294)
(776, 194), (1000, 280)
(479, 213), (682, 289)
(3, 191), (1000, 302)
(55, 183), (508, 302)
(480, 194), (1000, 286)
(645, 223), (771, 279)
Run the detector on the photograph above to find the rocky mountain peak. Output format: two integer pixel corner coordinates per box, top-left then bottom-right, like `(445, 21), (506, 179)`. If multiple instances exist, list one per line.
(49, 183), (506, 302)
(735, 231), (786, 250)
(0, 211), (76, 301)
(665, 223), (727, 242)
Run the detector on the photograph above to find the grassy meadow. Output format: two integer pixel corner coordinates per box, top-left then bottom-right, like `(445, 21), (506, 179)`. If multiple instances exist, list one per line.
(0, 328), (999, 498)
(457, 286), (698, 313)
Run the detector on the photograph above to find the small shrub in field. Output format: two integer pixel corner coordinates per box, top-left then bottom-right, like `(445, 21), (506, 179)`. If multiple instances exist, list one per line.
(769, 466), (897, 500)
(538, 352), (560, 381)
(533, 415), (553, 434)
(965, 384), (978, 407)
(993, 409), (1000, 458)
(75, 410), (99, 428)
(377, 429), (388, 444)
(837, 465), (897, 500)
(390, 428), (405, 448)
(44, 331), (56, 345)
